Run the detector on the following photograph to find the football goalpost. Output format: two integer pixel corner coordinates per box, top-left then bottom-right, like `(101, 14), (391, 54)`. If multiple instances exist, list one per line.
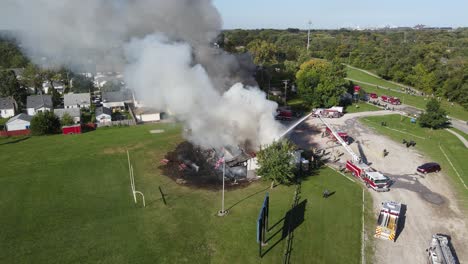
(127, 150), (146, 207)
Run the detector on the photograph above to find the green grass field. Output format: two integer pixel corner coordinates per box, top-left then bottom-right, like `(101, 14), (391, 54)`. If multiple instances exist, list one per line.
(344, 102), (382, 114)
(347, 67), (468, 121)
(450, 128), (468, 140)
(360, 115), (468, 204)
(0, 124), (367, 263)
(346, 67), (405, 91)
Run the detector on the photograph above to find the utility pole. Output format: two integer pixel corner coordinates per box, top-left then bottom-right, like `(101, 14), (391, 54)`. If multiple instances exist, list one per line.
(283, 80), (289, 105)
(307, 21), (312, 50)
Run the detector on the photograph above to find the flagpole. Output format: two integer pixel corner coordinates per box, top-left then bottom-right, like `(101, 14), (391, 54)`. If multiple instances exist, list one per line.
(222, 160), (225, 213)
(218, 151), (227, 216)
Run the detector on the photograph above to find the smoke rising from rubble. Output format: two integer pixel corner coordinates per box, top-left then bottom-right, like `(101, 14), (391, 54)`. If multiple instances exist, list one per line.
(1, 0), (283, 149)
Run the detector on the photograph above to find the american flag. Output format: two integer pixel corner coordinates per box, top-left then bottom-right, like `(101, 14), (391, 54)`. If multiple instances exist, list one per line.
(214, 156), (225, 169)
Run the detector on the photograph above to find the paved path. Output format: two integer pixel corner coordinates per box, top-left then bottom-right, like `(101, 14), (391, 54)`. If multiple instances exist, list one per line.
(446, 129), (468, 148)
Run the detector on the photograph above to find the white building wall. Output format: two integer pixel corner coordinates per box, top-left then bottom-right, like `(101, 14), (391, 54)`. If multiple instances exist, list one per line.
(27, 108), (35, 116)
(28, 107), (52, 116)
(0, 108), (15, 118)
(96, 114), (112, 123)
(7, 120), (30, 131)
(139, 113), (160, 122)
(103, 102), (124, 109)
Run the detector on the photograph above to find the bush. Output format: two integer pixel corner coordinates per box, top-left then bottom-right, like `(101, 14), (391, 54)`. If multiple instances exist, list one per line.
(60, 113), (74, 126)
(30, 111), (61, 135)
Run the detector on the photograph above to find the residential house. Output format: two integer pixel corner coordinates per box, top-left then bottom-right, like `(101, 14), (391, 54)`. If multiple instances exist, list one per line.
(6, 114), (32, 131)
(64, 93), (90, 109)
(54, 108), (81, 124)
(102, 90), (133, 110)
(95, 106), (112, 123)
(27, 95), (53, 116)
(134, 107), (161, 123)
(43, 81), (66, 94)
(0, 97), (17, 118)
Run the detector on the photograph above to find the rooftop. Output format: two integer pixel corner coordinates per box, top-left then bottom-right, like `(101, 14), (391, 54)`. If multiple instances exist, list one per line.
(27, 95), (53, 110)
(7, 113), (32, 123)
(64, 93), (90, 107)
(54, 108), (81, 118)
(0, 96), (16, 110)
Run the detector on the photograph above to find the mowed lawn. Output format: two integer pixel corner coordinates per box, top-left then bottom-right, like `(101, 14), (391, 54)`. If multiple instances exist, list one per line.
(360, 115), (468, 204)
(0, 124), (365, 263)
(347, 67), (468, 121)
(344, 102), (382, 114)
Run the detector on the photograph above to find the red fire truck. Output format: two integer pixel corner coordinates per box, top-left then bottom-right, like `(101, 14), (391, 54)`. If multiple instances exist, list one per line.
(381, 95), (401, 105)
(325, 127), (349, 144)
(346, 160), (390, 191)
(275, 109), (293, 120)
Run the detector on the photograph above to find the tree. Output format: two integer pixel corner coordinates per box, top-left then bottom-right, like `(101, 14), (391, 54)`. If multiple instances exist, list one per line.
(256, 140), (297, 185)
(60, 113), (74, 126)
(30, 111), (61, 135)
(296, 59), (347, 108)
(21, 63), (44, 93)
(418, 99), (449, 129)
(247, 40), (278, 66)
(101, 80), (123, 92)
(409, 63), (437, 94)
(0, 69), (27, 107)
(71, 75), (95, 93)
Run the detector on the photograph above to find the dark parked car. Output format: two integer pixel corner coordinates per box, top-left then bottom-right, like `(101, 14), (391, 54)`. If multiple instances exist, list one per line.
(417, 162), (441, 174)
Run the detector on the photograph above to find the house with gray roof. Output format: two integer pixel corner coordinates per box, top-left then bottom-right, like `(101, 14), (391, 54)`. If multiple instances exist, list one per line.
(0, 96), (17, 118)
(27, 95), (53, 116)
(6, 114), (32, 131)
(64, 93), (90, 109)
(102, 90), (133, 109)
(54, 108), (81, 124)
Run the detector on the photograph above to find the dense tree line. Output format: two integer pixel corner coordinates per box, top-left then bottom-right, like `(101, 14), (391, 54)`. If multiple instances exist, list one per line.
(222, 28), (468, 109)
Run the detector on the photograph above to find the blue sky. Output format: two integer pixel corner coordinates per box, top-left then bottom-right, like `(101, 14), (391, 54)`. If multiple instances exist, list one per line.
(213, 0), (468, 29)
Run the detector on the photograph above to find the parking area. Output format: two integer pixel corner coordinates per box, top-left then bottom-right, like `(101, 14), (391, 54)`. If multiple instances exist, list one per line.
(288, 111), (468, 264)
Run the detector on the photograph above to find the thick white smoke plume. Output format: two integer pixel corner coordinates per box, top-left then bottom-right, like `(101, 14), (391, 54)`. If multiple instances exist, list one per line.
(1, 0), (283, 149)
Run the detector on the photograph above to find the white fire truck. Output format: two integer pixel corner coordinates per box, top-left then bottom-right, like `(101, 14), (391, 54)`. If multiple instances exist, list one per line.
(375, 201), (401, 241)
(318, 116), (391, 191)
(426, 234), (457, 264)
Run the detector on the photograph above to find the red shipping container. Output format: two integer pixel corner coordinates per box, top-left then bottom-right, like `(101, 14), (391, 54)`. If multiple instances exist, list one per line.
(62, 125), (82, 135)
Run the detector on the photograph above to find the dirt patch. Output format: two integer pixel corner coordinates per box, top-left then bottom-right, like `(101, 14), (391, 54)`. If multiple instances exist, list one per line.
(102, 142), (147, 155)
(158, 141), (253, 190)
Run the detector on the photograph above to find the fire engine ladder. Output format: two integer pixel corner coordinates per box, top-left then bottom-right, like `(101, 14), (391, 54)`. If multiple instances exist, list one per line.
(319, 116), (361, 163)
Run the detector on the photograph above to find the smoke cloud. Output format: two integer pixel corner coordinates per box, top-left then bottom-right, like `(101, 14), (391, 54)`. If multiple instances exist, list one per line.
(1, 0), (283, 149)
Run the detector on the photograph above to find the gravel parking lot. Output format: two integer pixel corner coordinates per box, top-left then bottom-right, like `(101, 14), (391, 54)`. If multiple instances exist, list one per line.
(288, 111), (468, 264)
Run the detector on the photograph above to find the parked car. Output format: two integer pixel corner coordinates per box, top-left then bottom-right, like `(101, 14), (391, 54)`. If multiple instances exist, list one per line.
(417, 162), (441, 174)
(369, 93), (378, 99)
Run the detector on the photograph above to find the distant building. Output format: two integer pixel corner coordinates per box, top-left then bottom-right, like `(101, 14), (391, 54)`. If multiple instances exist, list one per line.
(43, 81), (66, 94)
(102, 90), (133, 110)
(54, 108), (81, 124)
(27, 95), (53, 116)
(134, 107), (161, 123)
(64, 93), (90, 109)
(0, 96), (17, 118)
(6, 114), (32, 131)
(95, 106), (112, 123)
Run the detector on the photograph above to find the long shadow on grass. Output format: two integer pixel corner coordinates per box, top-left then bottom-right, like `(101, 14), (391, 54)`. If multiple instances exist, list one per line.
(226, 186), (271, 211)
(261, 199), (307, 258)
(0, 136), (30, 145)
